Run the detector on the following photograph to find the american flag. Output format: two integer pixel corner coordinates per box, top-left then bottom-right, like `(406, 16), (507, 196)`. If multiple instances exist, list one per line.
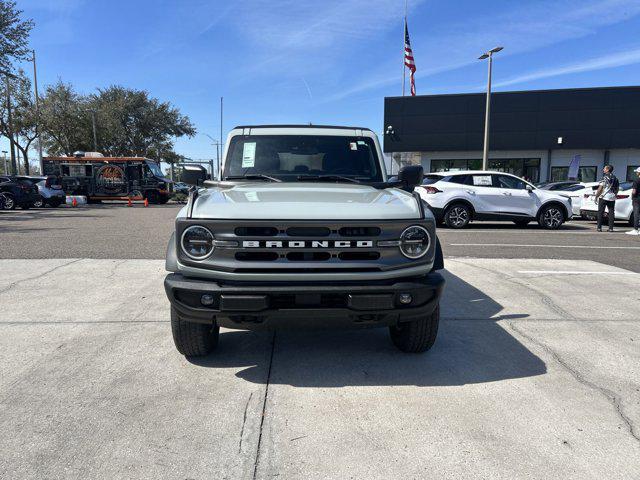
(404, 19), (416, 96)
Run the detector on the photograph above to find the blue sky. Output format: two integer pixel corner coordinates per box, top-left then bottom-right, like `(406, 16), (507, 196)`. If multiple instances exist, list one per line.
(9, 0), (640, 161)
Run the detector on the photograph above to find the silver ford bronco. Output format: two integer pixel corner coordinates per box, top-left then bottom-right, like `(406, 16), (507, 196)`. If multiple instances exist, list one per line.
(164, 125), (445, 356)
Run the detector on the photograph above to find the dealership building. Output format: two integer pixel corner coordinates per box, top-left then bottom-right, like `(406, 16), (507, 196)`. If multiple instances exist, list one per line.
(383, 86), (640, 183)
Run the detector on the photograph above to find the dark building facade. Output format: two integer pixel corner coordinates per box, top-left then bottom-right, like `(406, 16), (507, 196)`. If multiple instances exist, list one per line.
(383, 86), (640, 182)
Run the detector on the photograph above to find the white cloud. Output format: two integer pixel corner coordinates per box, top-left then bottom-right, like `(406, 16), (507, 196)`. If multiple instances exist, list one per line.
(493, 47), (640, 88)
(234, 0), (425, 73)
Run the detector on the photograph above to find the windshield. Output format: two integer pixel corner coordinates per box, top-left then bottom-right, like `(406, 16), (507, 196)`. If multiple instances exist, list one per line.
(223, 135), (383, 182)
(422, 175), (443, 185)
(560, 184), (585, 192)
(145, 161), (164, 177)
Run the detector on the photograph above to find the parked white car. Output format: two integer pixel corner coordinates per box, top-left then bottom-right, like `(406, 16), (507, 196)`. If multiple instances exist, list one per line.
(416, 171), (572, 229)
(579, 181), (635, 225)
(553, 182), (600, 217)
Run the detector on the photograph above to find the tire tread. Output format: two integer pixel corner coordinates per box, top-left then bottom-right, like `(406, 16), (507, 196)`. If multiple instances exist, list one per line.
(170, 307), (218, 356)
(390, 305), (439, 353)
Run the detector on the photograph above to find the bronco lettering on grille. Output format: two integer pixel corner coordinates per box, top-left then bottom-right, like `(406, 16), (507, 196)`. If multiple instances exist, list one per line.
(242, 240), (374, 248)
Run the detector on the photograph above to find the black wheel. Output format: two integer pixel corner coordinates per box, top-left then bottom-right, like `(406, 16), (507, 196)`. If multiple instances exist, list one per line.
(538, 204), (565, 229)
(513, 219), (530, 227)
(32, 195), (45, 208)
(3, 193), (15, 210)
(48, 198), (62, 208)
(146, 190), (160, 204)
(444, 204), (471, 228)
(171, 306), (219, 356)
(389, 305), (440, 353)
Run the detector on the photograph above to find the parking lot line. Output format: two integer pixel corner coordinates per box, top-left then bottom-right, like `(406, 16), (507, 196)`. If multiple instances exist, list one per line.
(517, 270), (638, 275)
(450, 243), (640, 250)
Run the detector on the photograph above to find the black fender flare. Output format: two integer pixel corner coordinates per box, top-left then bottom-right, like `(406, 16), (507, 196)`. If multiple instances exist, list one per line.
(430, 236), (444, 272)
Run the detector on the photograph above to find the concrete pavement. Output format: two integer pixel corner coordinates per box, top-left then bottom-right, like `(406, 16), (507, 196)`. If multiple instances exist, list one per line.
(1, 258), (639, 479)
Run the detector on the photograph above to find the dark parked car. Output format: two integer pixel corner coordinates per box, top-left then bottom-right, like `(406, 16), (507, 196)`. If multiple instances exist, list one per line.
(0, 176), (40, 210)
(537, 181), (580, 190)
(16, 175), (65, 207)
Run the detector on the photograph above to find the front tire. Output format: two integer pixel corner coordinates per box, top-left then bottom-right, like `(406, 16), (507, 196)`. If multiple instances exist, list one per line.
(146, 190), (160, 204)
(32, 196), (44, 208)
(389, 305), (439, 353)
(538, 204), (565, 230)
(444, 204), (471, 228)
(171, 306), (219, 356)
(3, 193), (15, 210)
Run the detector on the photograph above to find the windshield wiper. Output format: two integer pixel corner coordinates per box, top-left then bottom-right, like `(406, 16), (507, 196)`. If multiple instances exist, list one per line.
(225, 174), (282, 182)
(297, 175), (362, 184)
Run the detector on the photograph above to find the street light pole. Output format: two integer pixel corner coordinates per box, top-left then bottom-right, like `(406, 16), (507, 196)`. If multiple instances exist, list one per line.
(31, 50), (44, 173)
(479, 46), (503, 171)
(219, 96), (223, 180)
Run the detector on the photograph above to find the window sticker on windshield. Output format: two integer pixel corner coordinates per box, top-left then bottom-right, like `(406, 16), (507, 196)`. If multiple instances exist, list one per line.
(473, 175), (492, 186)
(245, 191), (259, 202)
(349, 142), (358, 150)
(357, 140), (366, 145)
(242, 142), (256, 168)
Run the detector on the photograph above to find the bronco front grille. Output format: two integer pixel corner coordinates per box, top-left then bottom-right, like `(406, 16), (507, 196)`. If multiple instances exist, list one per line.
(177, 219), (433, 274)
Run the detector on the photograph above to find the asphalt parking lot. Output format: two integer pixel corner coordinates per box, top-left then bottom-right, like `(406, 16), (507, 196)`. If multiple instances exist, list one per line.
(2, 204), (640, 271)
(1, 205), (639, 479)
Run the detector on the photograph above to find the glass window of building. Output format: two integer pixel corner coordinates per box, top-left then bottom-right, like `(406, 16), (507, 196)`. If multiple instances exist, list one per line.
(430, 158), (539, 181)
(551, 166), (596, 182)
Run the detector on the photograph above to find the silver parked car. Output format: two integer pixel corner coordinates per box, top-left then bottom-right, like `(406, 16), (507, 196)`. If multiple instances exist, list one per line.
(21, 176), (66, 207)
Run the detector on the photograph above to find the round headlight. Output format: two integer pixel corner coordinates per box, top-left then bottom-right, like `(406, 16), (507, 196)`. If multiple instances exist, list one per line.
(181, 225), (214, 260)
(399, 225), (431, 259)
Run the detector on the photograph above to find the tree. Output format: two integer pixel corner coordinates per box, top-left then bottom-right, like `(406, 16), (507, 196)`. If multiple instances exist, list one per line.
(40, 84), (196, 160)
(38, 81), (94, 156)
(90, 86), (196, 157)
(0, 69), (37, 173)
(0, 1), (34, 71)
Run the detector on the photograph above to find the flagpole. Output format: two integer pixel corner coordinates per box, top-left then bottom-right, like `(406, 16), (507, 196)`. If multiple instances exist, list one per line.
(402, 1), (407, 96)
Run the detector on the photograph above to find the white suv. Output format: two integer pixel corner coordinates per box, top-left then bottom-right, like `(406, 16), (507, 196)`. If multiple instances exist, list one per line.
(416, 171), (572, 229)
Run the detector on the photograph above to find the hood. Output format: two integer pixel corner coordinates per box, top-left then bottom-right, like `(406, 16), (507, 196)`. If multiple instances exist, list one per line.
(190, 182), (422, 220)
(536, 189), (573, 203)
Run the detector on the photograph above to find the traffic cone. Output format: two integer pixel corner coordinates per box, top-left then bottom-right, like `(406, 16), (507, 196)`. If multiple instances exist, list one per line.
(72, 197), (77, 208)
(127, 197), (132, 207)
(144, 198), (149, 208)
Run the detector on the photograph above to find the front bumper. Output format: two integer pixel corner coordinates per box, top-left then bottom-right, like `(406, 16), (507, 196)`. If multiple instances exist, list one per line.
(164, 272), (445, 330)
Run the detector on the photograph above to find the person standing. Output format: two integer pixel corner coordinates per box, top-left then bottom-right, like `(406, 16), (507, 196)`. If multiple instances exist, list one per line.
(627, 166), (640, 235)
(595, 165), (619, 232)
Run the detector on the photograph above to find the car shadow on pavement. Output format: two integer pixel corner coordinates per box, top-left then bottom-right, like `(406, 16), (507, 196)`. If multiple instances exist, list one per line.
(189, 270), (546, 387)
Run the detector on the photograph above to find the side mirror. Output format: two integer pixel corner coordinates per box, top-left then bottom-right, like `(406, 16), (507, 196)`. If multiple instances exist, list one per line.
(526, 184), (534, 192)
(398, 165), (424, 191)
(182, 164), (207, 186)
